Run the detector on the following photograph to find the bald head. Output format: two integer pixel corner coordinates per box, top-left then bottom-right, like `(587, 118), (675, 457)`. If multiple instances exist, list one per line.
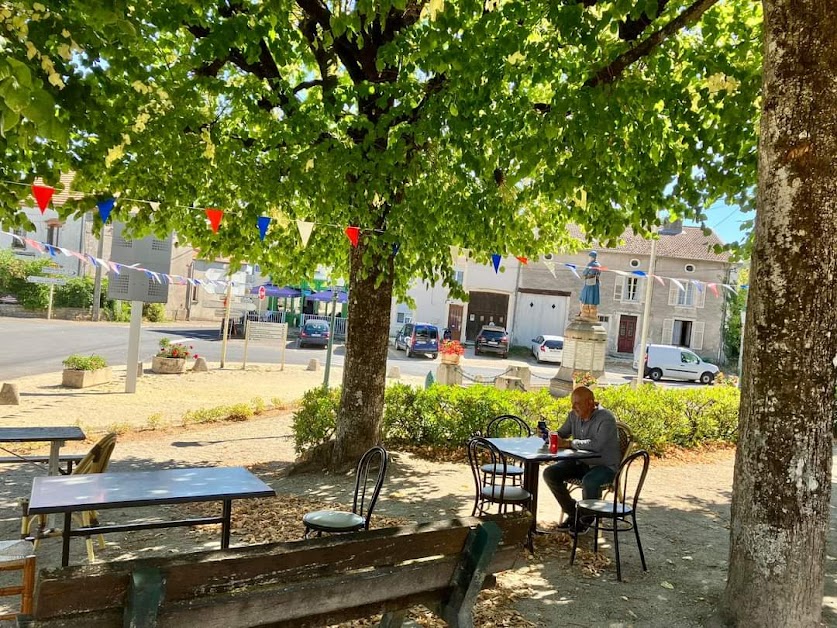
(571, 386), (596, 420)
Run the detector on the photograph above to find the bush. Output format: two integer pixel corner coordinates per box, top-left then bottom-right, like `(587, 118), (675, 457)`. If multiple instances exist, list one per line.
(62, 354), (108, 370)
(54, 277), (95, 308)
(291, 383), (740, 457)
(143, 302), (166, 322)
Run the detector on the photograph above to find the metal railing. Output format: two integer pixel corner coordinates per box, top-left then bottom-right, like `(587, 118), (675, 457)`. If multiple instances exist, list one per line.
(300, 313), (348, 338)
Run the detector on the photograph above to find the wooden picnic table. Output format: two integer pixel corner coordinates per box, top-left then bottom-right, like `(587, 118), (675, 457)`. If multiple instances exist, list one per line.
(26, 466), (276, 566)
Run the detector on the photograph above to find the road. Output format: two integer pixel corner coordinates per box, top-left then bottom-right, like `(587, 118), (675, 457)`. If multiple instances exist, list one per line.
(0, 318), (704, 388)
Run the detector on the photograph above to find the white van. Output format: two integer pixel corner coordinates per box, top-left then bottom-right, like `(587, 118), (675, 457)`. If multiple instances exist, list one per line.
(633, 344), (719, 384)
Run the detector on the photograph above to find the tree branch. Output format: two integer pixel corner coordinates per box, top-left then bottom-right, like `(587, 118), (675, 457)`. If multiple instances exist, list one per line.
(585, 0), (720, 88)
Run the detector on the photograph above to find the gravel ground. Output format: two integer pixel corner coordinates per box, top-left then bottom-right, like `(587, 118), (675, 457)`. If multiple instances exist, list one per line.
(0, 365), (835, 626)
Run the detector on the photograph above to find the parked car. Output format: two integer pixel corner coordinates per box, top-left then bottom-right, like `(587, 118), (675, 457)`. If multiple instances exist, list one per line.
(394, 323), (439, 358)
(298, 320), (330, 348)
(633, 343), (719, 384)
(531, 335), (564, 364)
(475, 325), (509, 358)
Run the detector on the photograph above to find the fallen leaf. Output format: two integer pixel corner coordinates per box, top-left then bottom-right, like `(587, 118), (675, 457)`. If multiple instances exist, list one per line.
(661, 581), (674, 590)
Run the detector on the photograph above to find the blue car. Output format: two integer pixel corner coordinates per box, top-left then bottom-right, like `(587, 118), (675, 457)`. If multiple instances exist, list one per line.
(297, 320), (330, 348)
(395, 323), (439, 358)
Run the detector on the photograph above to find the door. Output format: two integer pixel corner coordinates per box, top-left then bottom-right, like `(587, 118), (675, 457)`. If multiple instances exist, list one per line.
(617, 315), (637, 353)
(465, 292), (510, 341)
(678, 349), (702, 380)
(447, 304), (463, 341)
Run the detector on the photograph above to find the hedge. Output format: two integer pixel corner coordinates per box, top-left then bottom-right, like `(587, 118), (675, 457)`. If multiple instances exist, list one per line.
(292, 383), (740, 456)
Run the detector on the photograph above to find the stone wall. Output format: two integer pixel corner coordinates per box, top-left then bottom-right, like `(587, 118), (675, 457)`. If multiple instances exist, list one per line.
(0, 305), (91, 320)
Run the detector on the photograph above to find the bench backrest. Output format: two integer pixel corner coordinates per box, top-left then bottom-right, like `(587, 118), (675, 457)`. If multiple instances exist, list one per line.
(23, 513), (529, 628)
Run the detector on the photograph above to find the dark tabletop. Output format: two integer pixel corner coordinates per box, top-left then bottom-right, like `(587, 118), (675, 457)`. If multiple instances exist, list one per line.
(27, 466), (276, 514)
(0, 426), (86, 443)
(487, 437), (597, 462)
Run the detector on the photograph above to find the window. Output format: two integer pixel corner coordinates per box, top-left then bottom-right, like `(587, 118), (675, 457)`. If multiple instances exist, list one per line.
(598, 315), (609, 325)
(629, 259), (640, 268)
(615, 277), (642, 302)
(10, 228), (26, 250)
(680, 351), (700, 364)
(454, 270), (464, 285)
(542, 253), (553, 261)
(662, 319), (705, 350)
(668, 281), (706, 308)
(684, 263), (695, 273)
(46, 224), (61, 246)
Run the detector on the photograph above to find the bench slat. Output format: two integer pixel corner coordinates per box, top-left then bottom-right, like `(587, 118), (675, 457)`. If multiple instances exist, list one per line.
(30, 514), (530, 627)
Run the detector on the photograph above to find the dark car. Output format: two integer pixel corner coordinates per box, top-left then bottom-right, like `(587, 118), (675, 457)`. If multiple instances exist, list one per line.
(395, 323), (439, 358)
(297, 320), (331, 348)
(475, 325), (509, 358)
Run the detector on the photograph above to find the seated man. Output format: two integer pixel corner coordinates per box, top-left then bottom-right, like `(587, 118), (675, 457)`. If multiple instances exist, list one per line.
(543, 386), (621, 535)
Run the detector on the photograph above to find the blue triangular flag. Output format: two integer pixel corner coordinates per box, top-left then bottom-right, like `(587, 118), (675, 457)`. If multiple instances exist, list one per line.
(97, 198), (115, 223)
(392, 243), (400, 256)
(257, 216), (271, 241)
(491, 253), (501, 273)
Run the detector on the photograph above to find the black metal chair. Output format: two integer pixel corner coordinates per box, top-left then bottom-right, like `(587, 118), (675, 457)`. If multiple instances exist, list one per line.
(302, 446), (388, 537)
(467, 437), (532, 518)
(480, 414), (532, 485)
(570, 449), (650, 581)
(567, 420), (633, 501)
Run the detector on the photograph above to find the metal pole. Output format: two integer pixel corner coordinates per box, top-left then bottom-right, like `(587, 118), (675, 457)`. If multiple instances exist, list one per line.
(738, 290), (748, 375)
(125, 300), (143, 393)
(634, 237), (658, 388)
(46, 284), (54, 320)
(220, 282), (233, 368)
(323, 292), (338, 388)
(91, 230), (105, 321)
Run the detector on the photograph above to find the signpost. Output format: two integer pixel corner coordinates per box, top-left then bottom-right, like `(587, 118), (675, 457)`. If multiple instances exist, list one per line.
(242, 321), (288, 370)
(26, 275), (68, 320)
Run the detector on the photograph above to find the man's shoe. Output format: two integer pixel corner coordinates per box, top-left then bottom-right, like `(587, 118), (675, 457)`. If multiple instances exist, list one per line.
(570, 521), (590, 536)
(555, 518), (575, 531)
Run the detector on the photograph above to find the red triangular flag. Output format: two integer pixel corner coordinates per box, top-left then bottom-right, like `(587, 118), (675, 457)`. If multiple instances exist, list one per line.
(32, 184), (55, 214)
(516, 256), (528, 265)
(205, 208), (224, 233)
(345, 226), (360, 247)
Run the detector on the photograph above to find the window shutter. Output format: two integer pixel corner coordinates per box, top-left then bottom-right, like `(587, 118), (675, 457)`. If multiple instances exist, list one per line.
(668, 283), (679, 306)
(662, 318), (674, 344)
(691, 321), (705, 350)
(637, 278), (645, 303)
(613, 279), (623, 301)
(696, 285), (706, 308)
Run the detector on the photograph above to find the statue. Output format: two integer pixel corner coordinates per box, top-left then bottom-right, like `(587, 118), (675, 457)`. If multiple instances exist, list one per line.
(578, 250), (601, 320)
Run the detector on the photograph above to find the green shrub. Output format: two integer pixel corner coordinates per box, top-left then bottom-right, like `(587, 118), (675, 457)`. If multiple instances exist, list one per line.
(182, 406), (230, 425)
(291, 386), (341, 453)
(291, 383), (741, 457)
(227, 403), (254, 421)
(143, 302), (166, 322)
(251, 397), (267, 415)
(62, 354), (108, 370)
(54, 277), (95, 308)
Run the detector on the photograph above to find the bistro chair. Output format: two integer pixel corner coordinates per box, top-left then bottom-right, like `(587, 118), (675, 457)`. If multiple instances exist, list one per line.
(303, 446), (388, 538)
(570, 449), (650, 581)
(22, 433), (118, 563)
(567, 420), (633, 501)
(0, 540), (35, 622)
(467, 437), (532, 517)
(479, 414), (532, 486)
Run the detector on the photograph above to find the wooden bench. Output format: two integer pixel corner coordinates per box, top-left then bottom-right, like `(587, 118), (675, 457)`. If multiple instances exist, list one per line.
(0, 455), (85, 475)
(17, 513), (530, 628)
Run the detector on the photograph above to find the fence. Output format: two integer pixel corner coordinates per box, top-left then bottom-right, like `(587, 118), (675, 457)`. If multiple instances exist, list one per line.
(300, 313), (348, 338)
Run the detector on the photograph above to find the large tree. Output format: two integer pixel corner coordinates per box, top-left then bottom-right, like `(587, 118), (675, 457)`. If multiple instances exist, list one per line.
(1, 0), (760, 468)
(720, 0), (837, 625)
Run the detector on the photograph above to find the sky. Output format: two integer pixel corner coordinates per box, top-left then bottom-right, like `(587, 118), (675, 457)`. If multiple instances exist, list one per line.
(685, 202), (755, 246)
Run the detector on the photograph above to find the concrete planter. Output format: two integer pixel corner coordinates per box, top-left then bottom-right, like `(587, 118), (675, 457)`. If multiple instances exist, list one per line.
(62, 367), (112, 389)
(440, 353), (461, 365)
(152, 356), (187, 374)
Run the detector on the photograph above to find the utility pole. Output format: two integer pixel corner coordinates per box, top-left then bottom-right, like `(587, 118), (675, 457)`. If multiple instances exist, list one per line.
(220, 282), (233, 368)
(323, 288), (339, 388)
(634, 237), (658, 388)
(91, 229), (105, 321)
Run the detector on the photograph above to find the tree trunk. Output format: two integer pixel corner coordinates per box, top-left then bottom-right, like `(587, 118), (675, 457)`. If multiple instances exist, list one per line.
(331, 238), (394, 469)
(722, 1), (837, 625)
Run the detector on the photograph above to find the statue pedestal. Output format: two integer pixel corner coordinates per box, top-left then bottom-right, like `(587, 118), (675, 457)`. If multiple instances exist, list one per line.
(550, 317), (608, 397)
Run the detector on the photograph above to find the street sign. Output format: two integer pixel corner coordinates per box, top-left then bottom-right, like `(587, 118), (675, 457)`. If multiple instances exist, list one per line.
(258, 286), (266, 300)
(44, 267), (76, 276)
(26, 276), (67, 286)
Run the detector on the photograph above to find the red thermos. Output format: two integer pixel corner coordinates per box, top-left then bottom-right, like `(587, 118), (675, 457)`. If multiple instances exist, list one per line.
(549, 432), (559, 454)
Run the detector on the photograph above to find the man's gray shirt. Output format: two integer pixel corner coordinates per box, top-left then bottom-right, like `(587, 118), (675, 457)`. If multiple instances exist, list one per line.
(556, 406), (621, 471)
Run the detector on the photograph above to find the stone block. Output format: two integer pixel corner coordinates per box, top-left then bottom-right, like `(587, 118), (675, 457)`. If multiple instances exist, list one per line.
(0, 383), (19, 405)
(307, 359), (320, 372)
(505, 366), (531, 390)
(495, 375), (523, 391)
(192, 357), (209, 372)
(387, 365), (401, 379)
(436, 364), (462, 386)
(61, 367), (112, 389)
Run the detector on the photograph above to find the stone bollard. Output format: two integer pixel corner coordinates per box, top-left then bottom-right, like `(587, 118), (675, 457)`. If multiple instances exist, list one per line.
(505, 366), (531, 391)
(494, 375), (523, 391)
(137, 362), (144, 378)
(387, 365), (401, 379)
(192, 357), (209, 372)
(0, 383), (20, 405)
(307, 358), (320, 372)
(436, 364), (462, 386)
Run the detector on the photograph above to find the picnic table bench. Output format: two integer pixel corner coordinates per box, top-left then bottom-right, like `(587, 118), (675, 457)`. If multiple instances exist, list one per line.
(17, 512), (529, 628)
(0, 454), (85, 475)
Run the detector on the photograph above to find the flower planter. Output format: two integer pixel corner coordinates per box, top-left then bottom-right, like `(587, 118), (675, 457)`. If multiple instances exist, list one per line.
(61, 367), (112, 389)
(152, 356), (187, 374)
(440, 353), (461, 365)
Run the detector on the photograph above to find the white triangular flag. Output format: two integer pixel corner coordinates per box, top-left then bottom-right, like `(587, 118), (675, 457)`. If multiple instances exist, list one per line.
(654, 275), (665, 286)
(670, 278), (685, 291)
(543, 261), (556, 278)
(149, 201), (160, 212)
(296, 220), (314, 247)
